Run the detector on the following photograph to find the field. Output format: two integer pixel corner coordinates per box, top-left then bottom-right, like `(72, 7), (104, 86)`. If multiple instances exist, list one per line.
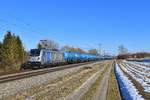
(116, 60), (150, 100)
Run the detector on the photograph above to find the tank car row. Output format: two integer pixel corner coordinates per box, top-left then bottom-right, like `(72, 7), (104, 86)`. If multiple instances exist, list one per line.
(23, 49), (99, 69)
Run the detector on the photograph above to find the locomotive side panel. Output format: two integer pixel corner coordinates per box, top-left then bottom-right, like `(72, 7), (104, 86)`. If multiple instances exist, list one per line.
(50, 51), (65, 64)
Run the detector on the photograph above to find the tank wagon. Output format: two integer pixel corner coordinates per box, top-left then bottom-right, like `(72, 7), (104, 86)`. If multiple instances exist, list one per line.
(23, 49), (98, 69)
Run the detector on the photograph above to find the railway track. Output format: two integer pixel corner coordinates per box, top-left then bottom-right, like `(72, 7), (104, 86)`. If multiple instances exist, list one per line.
(0, 61), (97, 84)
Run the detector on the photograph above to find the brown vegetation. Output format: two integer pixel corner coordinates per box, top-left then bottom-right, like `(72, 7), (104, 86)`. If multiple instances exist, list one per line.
(107, 63), (121, 100)
(117, 52), (150, 59)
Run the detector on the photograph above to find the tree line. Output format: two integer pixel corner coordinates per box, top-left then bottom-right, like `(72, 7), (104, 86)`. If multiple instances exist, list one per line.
(0, 31), (27, 72)
(117, 52), (150, 59)
(117, 45), (150, 59)
(37, 40), (99, 55)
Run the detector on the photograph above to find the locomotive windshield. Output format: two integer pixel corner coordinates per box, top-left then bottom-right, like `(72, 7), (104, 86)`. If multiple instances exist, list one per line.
(30, 49), (41, 56)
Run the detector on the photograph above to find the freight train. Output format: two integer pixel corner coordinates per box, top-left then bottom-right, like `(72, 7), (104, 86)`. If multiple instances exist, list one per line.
(22, 49), (99, 69)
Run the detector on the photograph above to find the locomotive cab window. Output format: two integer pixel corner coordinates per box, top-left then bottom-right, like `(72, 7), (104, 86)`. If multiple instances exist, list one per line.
(30, 49), (41, 56)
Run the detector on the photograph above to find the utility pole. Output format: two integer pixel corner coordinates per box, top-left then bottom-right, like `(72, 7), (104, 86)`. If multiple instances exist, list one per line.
(99, 44), (101, 57)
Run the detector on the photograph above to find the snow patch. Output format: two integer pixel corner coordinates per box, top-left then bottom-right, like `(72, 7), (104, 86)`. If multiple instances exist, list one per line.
(121, 61), (150, 92)
(115, 63), (144, 100)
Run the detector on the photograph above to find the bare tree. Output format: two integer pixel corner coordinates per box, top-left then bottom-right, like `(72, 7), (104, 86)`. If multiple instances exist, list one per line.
(88, 49), (98, 55)
(118, 45), (128, 55)
(37, 39), (59, 50)
(61, 45), (85, 53)
(61, 45), (71, 51)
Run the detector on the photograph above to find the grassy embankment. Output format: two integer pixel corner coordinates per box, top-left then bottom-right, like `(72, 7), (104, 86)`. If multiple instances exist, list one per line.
(81, 62), (109, 100)
(106, 63), (121, 100)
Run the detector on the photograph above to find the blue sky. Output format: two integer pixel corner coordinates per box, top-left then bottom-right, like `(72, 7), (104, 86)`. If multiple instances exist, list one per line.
(0, 0), (150, 55)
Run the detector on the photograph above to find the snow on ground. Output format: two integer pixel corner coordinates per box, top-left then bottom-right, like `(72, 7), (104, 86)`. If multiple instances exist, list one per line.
(132, 61), (150, 67)
(121, 61), (150, 92)
(115, 63), (144, 100)
(124, 61), (150, 71)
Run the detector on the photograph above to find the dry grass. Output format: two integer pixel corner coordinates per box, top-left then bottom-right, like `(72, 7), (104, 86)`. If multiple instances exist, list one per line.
(81, 63), (109, 100)
(106, 63), (121, 100)
(0, 68), (4, 73)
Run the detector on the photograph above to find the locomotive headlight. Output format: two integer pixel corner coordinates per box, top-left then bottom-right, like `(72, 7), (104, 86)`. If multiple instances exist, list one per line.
(37, 57), (40, 60)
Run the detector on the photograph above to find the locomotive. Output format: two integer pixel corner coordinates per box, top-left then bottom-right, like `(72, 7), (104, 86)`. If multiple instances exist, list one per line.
(23, 49), (98, 69)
